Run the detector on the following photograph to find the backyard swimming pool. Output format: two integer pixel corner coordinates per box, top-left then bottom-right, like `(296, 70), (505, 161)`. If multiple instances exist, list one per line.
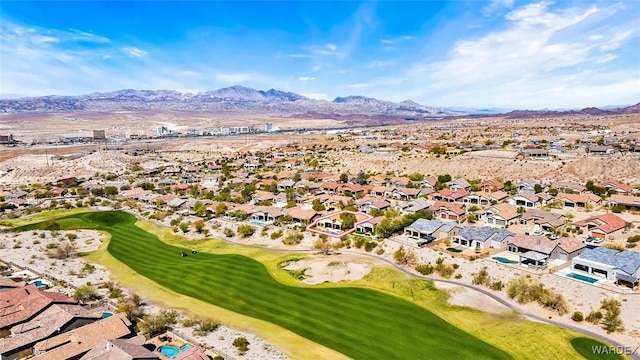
(566, 272), (599, 284)
(158, 344), (191, 358)
(493, 257), (519, 264)
(101, 311), (114, 319)
(250, 220), (268, 227)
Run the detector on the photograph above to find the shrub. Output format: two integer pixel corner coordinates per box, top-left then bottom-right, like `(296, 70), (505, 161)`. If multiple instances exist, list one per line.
(472, 267), (491, 286)
(223, 228), (235, 237)
(600, 298), (623, 333)
(270, 230), (283, 239)
(490, 280), (504, 291)
(364, 241), (377, 252)
(586, 310), (603, 324)
(415, 263), (435, 275)
(393, 246), (416, 266)
(282, 231), (304, 245)
(627, 235), (640, 243)
(506, 275), (569, 314)
(571, 311), (584, 322)
(232, 337), (250, 355)
(237, 224), (256, 238)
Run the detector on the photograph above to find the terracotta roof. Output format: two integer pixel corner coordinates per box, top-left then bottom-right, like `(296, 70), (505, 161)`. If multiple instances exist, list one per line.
(79, 338), (158, 360)
(484, 203), (519, 220)
(556, 193), (601, 204)
(521, 209), (566, 227)
(285, 207), (319, 221)
(32, 312), (132, 360)
(609, 194), (640, 207)
(0, 277), (25, 288)
(173, 346), (208, 360)
(574, 213), (627, 234)
(597, 179), (633, 193)
(431, 201), (466, 216)
(0, 285), (76, 330)
(320, 181), (340, 190)
(508, 235), (585, 255)
(0, 304), (99, 355)
(371, 186), (393, 193)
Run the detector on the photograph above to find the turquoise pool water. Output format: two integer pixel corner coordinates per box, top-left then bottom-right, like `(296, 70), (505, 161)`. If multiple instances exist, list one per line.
(158, 344), (191, 358)
(493, 257), (518, 264)
(159, 345), (180, 358)
(250, 220), (267, 227)
(101, 311), (114, 319)
(566, 272), (599, 284)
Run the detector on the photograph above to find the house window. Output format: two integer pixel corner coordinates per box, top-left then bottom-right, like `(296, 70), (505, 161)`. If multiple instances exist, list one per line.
(592, 268), (608, 277)
(573, 263), (589, 272)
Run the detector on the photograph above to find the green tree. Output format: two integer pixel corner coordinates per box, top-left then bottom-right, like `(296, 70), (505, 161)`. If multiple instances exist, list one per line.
(193, 201), (208, 217)
(104, 186), (118, 196)
(179, 222), (190, 233)
(340, 173), (349, 183)
(214, 202), (227, 217)
(312, 199), (326, 211)
(339, 213), (357, 230)
(534, 184), (543, 193)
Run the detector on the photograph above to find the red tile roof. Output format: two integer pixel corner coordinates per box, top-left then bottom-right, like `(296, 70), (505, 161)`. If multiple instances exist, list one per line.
(0, 285), (76, 330)
(574, 213), (627, 234)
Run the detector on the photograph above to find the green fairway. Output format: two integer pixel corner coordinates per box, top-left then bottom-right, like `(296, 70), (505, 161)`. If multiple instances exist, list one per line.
(571, 338), (626, 360)
(17, 211), (512, 360)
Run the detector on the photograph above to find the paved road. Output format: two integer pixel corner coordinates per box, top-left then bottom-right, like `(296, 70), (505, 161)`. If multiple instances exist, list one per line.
(125, 210), (640, 360)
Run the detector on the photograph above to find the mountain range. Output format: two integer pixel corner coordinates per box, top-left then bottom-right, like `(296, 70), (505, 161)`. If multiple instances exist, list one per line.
(0, 86), (637, 119)
(0, 86), (459, 119)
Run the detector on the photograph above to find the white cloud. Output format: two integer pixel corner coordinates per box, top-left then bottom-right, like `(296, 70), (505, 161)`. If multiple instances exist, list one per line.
(68, 29), (110, 43)
(216, 72), (253, 84)
(401, 1), (640, 107)
(298, 76), (315, 82)
(348, 77), (404, 89)
(482, 0), (514, 16)
(123, 47), (148, 58)
(365, 60), (393, 68)
(32, 35), (59, 43)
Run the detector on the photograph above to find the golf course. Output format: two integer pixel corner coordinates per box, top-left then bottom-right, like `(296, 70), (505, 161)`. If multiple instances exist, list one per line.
(15, 210), (625, 360)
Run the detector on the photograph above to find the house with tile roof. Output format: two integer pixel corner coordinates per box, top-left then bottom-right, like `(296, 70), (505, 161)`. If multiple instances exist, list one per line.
(477, 203), (520, 228)
(597, 179), (634, 195)
(79, 337), (159, 360)
(430, 201), (466, 221)
(430, 189), (469, 203)
(573, 213), (627, 240)
(0, 285), (77, 333)
(479, 178), (504, 192)
(507, 235), (585, 266)
(355, 197), (390, 213)
(552, 181), (586, 194)
(571, 247), (640, 288)
(520, 209), (566, 231)
(404, 219), (444, 244)
(608, 194), (640, 211)
(31, 312), (133, 360)
(396, 198), (432, 215)
(452, 226), (502, 250)
(555, 193), (602, 209)
(506, 193), (540, 209)
(355, 216), (385, 236)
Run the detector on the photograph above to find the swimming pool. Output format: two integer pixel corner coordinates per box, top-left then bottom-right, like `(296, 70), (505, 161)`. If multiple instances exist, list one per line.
(566, 272), (599, 284)
(101, 311), (114, 319)
(158, 344), (191, 358)
(158, 345), (180, 358)
(493, 257), (519, 264)
(31, 280), (49, 288)
(250, 220), (267, 227)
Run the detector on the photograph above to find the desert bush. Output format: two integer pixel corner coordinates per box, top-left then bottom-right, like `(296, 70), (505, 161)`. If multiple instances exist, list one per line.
(472, 267), (491, 286)
(490, 280), (505, 291)
(415, 263), (435, 275)
(571, 311), (584, 322)
(270, 230), (283, 239)
(233, 337), (250, 355)
(600, 298), (624, 333)
(506, 275), (569, 314)
(237, 224), (256, 237)
(223, 227), (235, 237)
(282, 230), (304, 245)
(586, 310), (603, 324)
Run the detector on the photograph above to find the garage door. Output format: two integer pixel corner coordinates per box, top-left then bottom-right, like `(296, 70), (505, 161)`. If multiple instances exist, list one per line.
(592, 232), (605, 239)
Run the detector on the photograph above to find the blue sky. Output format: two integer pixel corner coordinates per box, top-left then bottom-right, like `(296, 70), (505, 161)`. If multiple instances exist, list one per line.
(1, 0), (638, 108)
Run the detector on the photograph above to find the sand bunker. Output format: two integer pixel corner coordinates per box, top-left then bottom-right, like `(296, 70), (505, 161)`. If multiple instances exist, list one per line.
(284, 258), (371, 285)
(436, 282), (512, 315)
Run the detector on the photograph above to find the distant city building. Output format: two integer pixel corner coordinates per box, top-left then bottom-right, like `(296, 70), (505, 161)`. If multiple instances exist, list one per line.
(156, 126), (171, 136)
(265, 123), (273, 132)
(220, 126), (230, 135)
(92, 130), (106, 140)
(0, 134), (15, 144)
(230, 126), (250, 134)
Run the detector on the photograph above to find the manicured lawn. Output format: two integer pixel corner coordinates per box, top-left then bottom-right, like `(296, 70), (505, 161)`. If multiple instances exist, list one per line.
(17, 211), (512, 360)
(570, 337), (626, 359)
